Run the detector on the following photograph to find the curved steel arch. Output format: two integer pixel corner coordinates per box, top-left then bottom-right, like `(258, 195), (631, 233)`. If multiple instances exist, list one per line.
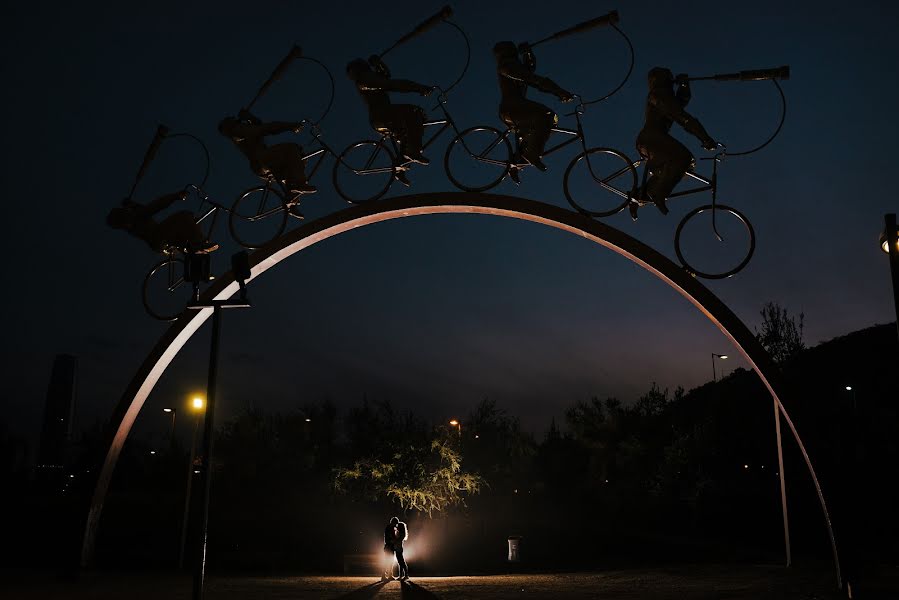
(81, 192), (841, 585)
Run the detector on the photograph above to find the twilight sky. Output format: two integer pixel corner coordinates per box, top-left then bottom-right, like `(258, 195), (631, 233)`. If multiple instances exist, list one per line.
(2, 0), (897, 444)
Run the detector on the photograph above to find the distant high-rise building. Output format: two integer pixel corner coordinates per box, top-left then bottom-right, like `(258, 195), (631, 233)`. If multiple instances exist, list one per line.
(36, 354), (77, 482)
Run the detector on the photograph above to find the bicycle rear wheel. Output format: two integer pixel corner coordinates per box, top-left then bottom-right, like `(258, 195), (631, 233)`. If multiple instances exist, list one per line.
(229, 185), (289, 249)
(563, 148), (635, 217)
(674, 204), (756, 279)
(332, 140), (395, 204)
(444, 126), (511, 192)
(142, 257), (192, 321)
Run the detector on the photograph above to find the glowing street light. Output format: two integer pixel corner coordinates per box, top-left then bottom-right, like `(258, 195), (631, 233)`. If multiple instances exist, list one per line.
(711, 353), (729, 382)
(881, 214), (899, 342)
(449, 419), (461, 436)
(163, 407), (177, 439)
(192, 396), (205, 411)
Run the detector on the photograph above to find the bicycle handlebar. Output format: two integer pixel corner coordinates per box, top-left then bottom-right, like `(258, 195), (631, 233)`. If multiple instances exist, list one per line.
(128, 124), (170, 200)
(687, 65), (789, 82)
(380, 5), (453, 58)
(247, 45), (304, 111)
(529, 10), (620, 48)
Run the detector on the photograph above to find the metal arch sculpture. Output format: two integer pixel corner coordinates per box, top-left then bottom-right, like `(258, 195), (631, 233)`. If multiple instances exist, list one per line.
(81, 192), (841, 587)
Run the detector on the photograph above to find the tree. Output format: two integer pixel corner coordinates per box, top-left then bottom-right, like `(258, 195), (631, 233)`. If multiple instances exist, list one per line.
(333, 435), (483, 516)
(756, 301), (805, 364)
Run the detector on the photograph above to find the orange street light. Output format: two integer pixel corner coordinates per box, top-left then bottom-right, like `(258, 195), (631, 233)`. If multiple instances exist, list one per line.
(192, 397), (205, 411)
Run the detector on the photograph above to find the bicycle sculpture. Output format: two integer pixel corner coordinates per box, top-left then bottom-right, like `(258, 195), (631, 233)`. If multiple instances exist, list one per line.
(334, 5), (474, 203)
(107, 5), (794, 320)
(107, 124), (235, 320)
(565, 65), (790, 279)
(223, 46), (338, 249)
(444, 10), (632, 192)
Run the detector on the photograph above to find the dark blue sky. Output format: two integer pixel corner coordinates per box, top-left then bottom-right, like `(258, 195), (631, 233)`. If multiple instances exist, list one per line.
(2, 0), (897, 442)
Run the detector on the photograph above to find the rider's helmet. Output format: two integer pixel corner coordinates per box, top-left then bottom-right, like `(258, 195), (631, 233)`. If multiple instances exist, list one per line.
(647, 66), (674, 89)
(492, 41), (518, 62)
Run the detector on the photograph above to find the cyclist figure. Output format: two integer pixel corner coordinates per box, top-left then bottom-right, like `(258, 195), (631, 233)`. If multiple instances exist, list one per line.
(634, 66), (717, 219)
(107, 190), (218, 254)
(218, 110), (316, 218)
(346, 56), (433, 186)
(493, 41), (573, 179)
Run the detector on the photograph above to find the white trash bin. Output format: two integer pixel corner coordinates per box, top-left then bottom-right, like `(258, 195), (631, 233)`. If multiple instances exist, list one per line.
(507, 535), (522, 562)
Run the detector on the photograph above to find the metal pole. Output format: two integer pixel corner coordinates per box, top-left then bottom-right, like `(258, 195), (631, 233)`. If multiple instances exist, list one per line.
(178, 414), (201, 569)
(885, 214), (899, 342)
(170, 410), (177, 441)
(192, 306), (222, 600)
(712, 354), (717, 382)
(773, 397), (791, 566)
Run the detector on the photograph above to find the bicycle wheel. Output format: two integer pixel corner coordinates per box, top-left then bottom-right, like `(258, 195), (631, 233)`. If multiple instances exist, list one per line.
(563, 147), (635, 217)
(444, 126), (512, 192)
(332, 140), (395, 204)
(142, 258), (193, 321)
(228, 185), (289, 249)
(674, 204), (756, 279)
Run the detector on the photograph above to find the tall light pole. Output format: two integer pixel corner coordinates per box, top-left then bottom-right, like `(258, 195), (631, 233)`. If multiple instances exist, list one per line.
(188, 251), (252, 600)
(449, 419), (461, 437)
(163, 407), (177, 440)
(178, 396), (205, 569)
(711, 353), (729, 382)
(880, 213), (899, 342)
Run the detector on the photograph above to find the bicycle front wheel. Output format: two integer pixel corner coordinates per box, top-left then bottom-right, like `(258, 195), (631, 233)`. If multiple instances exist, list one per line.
(444, 126), (511, 192)
(563, 148), (635, 217)
(674, 204), (756, 279)
(142, 258), (192, 321)
(229, 186), (289, 249)
(332, 140), (396, 204)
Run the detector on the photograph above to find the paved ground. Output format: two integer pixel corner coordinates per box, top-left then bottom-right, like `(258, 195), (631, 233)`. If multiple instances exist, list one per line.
(5, 565), (888, 599)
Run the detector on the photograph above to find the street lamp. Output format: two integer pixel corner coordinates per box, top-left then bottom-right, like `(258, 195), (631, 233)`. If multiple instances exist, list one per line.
(163, 407), (177, 439)
(179, 394), (206, 570)
(449, 419), (461, 436)
(880, 213), (899, 342)
(711, 353), (729, 382)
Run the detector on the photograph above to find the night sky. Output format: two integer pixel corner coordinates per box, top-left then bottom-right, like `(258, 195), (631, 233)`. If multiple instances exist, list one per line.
(2, 0), (897, 444)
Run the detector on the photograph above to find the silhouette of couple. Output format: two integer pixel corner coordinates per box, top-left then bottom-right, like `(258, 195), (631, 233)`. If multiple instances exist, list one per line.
(382, 516), (409, 581)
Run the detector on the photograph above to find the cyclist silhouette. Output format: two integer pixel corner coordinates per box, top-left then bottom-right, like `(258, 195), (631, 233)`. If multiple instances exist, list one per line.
(493, 41), (573, 176)
(346, 56), (433, 185)
(218, 110), (316, 215)
(635, 66), (716, 217)
(107, 190), (218, 254)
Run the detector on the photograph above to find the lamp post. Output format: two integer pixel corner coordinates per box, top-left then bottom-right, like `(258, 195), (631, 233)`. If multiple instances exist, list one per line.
(163, 407), (177, 440)
(449, 419), (461, 437)
(711, 353), (729, 382)
(880, 213), (899, 342)
(188, 251), (252, 600)
(178, 396), (205, 570)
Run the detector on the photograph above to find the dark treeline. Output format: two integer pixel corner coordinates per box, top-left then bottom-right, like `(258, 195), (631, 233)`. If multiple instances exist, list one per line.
(2, 324), (897, 575)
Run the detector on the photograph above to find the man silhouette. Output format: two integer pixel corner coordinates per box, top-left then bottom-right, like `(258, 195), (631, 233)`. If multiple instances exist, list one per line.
(107, 190), (218, 254)
(634, 66), (717, 218)
(346, 56), (433, 184)
(218, 110), (315, 218)
(382, 517), (397, 581)
(393, 517), (409, 581)
(493, 41), (573, 175)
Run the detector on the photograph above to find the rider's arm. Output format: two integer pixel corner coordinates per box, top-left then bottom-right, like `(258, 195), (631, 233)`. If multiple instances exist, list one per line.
(352, 69), (429, 94)
(143, 190), (188, 216)
(498, 62), (570, 99)
(649, 88), (713, 145)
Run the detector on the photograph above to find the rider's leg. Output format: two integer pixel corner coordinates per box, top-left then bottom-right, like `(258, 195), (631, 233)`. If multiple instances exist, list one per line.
(387, 104), (427, 163)
(503, 101), (555, 171)
(639, 132), (693, 214)
(158, 211), (218, 254)
(260, 144), (317, 194)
